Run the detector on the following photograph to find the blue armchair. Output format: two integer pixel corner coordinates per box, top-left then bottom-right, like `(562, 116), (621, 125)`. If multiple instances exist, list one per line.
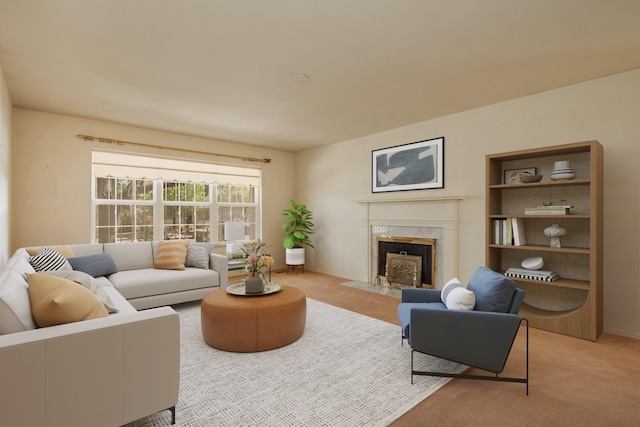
(397, 267), (528, 394)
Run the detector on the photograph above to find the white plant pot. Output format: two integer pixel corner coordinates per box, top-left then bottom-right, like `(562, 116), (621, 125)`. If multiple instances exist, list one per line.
(286, 247), (305, 265)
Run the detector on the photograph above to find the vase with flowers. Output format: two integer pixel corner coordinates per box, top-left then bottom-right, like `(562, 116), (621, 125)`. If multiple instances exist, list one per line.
(242, 241), (274, 294)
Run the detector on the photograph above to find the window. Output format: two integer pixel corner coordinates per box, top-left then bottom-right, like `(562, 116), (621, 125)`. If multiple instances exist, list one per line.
(92, 151), (261, 244)
(162, 182), (211, 241)
(94, 177), (154, 243)
(217, 184), (259, 240)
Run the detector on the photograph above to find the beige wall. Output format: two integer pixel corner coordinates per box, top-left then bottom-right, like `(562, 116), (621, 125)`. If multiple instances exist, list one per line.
(0, 66), (12, 264)
(8, 69), (640, 338)
(10, 110), (296, 270)
(297, 69), (640, 338)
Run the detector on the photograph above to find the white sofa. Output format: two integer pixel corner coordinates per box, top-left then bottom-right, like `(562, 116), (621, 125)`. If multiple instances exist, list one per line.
(0, 240), (229, 427)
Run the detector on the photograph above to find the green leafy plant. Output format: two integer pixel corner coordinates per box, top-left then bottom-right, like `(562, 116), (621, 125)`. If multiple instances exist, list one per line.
(542, 199), (569, 206)
(281, 198), (315, 249)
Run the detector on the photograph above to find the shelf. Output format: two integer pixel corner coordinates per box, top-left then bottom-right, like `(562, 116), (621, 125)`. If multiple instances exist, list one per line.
(489, 214), (590, 219)
(520, 303), (582, 318)
(489, 179), (590, 189)
(502, 273), (590, 290)
(486, 140), (602, 341)
(489, 244), (589, 254)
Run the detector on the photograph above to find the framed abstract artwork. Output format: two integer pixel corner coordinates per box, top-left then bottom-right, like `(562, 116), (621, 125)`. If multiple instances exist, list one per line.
(372, 137), (444, 192)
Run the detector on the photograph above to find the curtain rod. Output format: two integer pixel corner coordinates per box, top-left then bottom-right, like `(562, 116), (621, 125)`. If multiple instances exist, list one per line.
(76, 134), (271, 164)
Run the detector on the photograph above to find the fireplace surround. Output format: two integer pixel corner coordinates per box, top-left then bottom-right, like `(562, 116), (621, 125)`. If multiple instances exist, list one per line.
(357, 196), (461, 289)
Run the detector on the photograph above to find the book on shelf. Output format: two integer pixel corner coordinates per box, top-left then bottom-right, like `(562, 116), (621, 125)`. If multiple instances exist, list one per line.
(511, 217), (526, 246)
(494, 219), (503, 245)
(505, 218), (513, 246)
(537, 205), (572, 209)
(505, 267), (559, 282)
(525, 207), (569, 215)
(506, 267), (556, 276)
(493, 219), (513, 245)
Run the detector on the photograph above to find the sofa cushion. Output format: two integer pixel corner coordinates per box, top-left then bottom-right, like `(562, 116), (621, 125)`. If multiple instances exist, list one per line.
(27, 274), (109, 328)
(467, 266), (516, 312)
(0, 269), (38, 334)
(28, 247), (72, 272)
(25, 245), (76, 258)
(68, 253), (118, 278)
(190, 241), (215, 253)
(108, 268), (219, 300)
(68, 243), (104, 257)
(39, 270), (119, 313)
(1, 248), (36, 274)
(104, 242), (154, 271)
(185, 245), (210, 269)
(154, 240), (189, 270)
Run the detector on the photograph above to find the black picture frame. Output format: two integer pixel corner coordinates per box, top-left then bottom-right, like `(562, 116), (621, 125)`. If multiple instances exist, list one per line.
(372, 137), (444, 193)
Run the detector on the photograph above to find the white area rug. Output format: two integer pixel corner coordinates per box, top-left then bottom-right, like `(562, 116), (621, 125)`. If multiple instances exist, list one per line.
(126, 298), (464, 427)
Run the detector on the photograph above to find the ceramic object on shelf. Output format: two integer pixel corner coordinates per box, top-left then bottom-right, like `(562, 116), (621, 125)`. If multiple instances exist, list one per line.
(544, 224), (568, 248)
(521, 256), (544, 270)
(551, 160), (575, 180)
(520, 174), (543, 183)
(550, 172), (575, 180)
(554, 160), (571, 170)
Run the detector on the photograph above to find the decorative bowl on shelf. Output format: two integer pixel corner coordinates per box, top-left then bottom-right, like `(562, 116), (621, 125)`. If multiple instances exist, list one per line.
(519, 174), (543, 183)
(521, 256), (544, 270)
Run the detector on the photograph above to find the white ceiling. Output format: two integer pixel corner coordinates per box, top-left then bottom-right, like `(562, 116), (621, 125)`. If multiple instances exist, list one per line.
(1, 1), (640, 152)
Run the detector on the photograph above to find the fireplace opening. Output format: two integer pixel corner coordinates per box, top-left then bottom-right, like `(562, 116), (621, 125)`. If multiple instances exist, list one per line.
(376, 236), (435, 288)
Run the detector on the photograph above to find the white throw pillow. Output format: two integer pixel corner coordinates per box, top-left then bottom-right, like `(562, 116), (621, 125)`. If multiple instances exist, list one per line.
(444, 286), (476, 310)
(441, 277), (462, 304)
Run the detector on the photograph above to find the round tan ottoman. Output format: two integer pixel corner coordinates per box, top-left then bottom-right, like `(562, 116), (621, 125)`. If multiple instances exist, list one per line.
(201, 285), (306, 352)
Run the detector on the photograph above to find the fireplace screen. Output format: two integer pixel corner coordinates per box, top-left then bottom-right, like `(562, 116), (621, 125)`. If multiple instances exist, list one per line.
(376, 235), (435, 288)
(385, 253), (422, 288)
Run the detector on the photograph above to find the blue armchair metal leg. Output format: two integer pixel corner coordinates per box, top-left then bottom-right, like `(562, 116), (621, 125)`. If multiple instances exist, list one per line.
(411, 318), (529, 395)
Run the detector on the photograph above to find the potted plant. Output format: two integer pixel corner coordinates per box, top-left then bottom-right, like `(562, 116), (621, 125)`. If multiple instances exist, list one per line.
(281, 198), (315, 267)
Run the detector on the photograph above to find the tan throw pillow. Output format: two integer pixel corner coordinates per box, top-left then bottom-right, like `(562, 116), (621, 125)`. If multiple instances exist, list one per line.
(38, 270), (119, 313)
(28, 274), (109, 328)
(153, 240), (189, 270)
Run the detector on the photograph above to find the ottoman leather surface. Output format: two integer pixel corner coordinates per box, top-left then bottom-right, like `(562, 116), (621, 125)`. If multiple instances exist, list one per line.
(201, 285), (306, 352)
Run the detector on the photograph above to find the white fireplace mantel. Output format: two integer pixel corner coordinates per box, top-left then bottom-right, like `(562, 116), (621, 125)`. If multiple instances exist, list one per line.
(356, 196), (463, 288)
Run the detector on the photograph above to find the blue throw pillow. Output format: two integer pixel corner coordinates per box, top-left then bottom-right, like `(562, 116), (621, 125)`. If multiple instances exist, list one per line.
(68, 253), (118, 278)
(467, 266), (516, 312)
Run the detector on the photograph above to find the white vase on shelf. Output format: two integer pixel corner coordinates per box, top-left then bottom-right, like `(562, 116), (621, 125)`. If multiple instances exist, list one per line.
(544, 224), (567, 248)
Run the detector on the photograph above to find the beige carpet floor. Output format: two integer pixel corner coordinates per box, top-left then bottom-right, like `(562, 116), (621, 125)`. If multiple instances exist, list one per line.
(274, 270), (640, 426)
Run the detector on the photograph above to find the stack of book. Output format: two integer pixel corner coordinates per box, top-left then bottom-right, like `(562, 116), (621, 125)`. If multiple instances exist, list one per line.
(505, 267), (559, 282)
(494, 217), (527, 246)
(524, 205), (572, 215)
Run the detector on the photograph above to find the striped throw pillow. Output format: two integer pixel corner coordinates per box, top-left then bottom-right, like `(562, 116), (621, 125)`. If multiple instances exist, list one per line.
(153, 240), (189, 270)
(28, 247), (72, 272)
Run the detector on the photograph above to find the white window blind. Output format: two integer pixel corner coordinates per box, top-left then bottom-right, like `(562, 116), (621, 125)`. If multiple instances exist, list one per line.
(92, 151), (261, 186)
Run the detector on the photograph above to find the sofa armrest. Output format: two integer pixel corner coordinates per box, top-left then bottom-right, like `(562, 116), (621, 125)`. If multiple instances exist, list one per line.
(409, 308), (522, 373)
(0, 307), (180, 427)
(401, 288), (442, 303)
(210, 252), (229, 288)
